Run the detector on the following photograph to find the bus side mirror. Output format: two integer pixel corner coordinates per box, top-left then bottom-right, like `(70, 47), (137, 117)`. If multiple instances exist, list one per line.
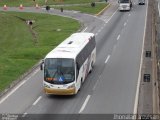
(40, 60), (44, 70)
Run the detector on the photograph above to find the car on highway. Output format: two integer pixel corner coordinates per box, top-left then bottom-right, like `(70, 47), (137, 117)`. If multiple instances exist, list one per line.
(138, 0), (145, 5)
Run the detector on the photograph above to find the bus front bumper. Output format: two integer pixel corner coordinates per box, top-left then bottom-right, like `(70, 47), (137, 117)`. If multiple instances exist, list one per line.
(44, 87), (76, 95)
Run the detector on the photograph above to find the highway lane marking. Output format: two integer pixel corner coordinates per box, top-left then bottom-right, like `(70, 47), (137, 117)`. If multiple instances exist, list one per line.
(117, 34), (120, 40)
(95, 7), (118, 36)
(98, 29), (101, 33)
(0, 80), (26, 104)
(22, 112), (28, 117)
(98, 26), (104, 33)
(92, 75), (102, 91)
(82, 27), (88, 32)
(133, 0), (148, 114)
(25, 68), (39, 81)
(105, 55), (110, 64)
(158, 3), (160, 17)
(99, 27), (104, 32)
(124, 22), (127, 26)
(101, 26), (104, 30)
(113, 45), (117, 51)
(95, 33), (98, 36)
(33, 96), (42, 106)
(105, 9), (118, 23)
(32, 69), (39, 77)
(0, 68), (39, 104)
(96, 24), (106, 35)
(83, 13), (104, 22)
(79, 95), (91, 113)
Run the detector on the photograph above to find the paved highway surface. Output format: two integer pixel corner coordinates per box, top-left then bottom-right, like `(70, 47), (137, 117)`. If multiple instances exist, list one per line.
(0, 0), (148, 119)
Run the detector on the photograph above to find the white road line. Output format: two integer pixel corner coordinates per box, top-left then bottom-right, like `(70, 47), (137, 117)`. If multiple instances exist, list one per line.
(100, 27), (103, 31)
(158, 3), (160, 17)
(133, 0), (148, 114)
(124, 22), (127, 26)
(24, 69), (39, 81)
(79, 95), (91, 113)
(105, 55), (110, 64)
(0, 67), (39, 104)
(92, 75), (101, 91)
(105, 9), (118, 23)
(32, 69), (39, 76)
(113, 45), (117, 51)
(82, 27), (88, 32)
(117, 34), (120, 40)
(28, 69), (39, 80)
(33, 96), (42, 106)
(98, 29), (101, 33)
(101, 26), (104, 30)
(0, 80), (26, 104)
(22, 112), (28, 117)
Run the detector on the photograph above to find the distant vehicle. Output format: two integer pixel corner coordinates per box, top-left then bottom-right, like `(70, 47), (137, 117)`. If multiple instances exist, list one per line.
(118, 0), (132, 11)
(138, 0), (145, 5)
(40, 33), (96, 95)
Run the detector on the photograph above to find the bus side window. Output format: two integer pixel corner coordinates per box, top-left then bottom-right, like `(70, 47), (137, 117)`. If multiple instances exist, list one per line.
(76, 62), (79, 79)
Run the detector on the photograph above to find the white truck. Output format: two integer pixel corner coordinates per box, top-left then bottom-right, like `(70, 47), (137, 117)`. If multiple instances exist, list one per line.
(118, 0), (132, 11)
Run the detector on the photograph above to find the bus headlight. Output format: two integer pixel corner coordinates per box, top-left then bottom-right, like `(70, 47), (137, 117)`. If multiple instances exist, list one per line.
(44, 83), (50, 88)
(67, 84), (75, 89)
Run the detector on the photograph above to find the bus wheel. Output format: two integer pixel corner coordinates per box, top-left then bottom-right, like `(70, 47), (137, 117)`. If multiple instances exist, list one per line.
(89, 62), (93, 74)
(79, 79), (82, 91)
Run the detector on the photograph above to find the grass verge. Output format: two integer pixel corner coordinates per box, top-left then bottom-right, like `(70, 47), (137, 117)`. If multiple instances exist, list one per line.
(0, 11), (80, 92)
(53, 3), (108, 15)
(0, 0), (105, 7)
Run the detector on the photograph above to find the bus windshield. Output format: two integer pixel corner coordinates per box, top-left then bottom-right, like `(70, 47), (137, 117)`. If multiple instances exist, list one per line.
(44, 58), (75, 84)
(119, 0), (130, 3)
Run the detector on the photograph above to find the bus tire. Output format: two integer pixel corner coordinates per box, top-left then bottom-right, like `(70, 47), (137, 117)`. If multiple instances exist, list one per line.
(89, 62), (93, 74)
(79, 79), (82, 91)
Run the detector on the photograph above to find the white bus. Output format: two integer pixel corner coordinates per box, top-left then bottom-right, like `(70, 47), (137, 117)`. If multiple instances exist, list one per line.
(118, 0), (132, 11)
(40, 33), (96, 95)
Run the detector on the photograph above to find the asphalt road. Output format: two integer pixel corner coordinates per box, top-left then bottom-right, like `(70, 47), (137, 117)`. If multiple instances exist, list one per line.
(0, 0), (148, 119)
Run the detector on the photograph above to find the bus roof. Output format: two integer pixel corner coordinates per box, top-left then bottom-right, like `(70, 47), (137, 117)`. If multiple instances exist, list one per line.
(45, 32), (95, 59)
